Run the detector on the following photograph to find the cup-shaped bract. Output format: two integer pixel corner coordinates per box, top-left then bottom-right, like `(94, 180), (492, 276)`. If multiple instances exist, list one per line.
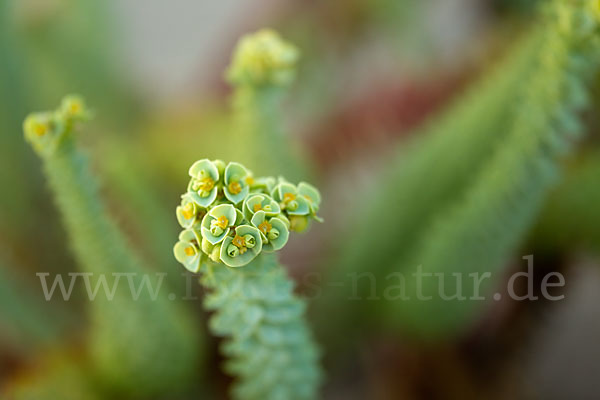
(188, 159), (220, 208)
(242, 193), (281, 221)
(249, 176), (277, 194)
(201, 204), (238, 245)
(272, 182), (310, 216)
(200, 237), (223, 263)
(289, 215), (311, 233)
(23, 95), (94, 158)
(59, 94), (92, 121)
(251, 211), (289, 252)
(219, 225), (263, 267)
(173, 230), (204, 273)
(176, 194), (204, 229)
(23, 111), (70, 158)
(223, 162), (251, 204)
(298, 182), (322, 214)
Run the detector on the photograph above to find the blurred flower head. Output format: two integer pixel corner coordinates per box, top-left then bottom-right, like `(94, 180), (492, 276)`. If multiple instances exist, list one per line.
(226, 29), (300, 88)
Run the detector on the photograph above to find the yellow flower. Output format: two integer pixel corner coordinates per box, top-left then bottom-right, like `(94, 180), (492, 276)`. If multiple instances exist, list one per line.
(198, 177), (215, 192)
(228, 181), (242, 195)
(258, 221), (272, 235)
(216, 216), (229, 230)
(226, 29), (299, 87)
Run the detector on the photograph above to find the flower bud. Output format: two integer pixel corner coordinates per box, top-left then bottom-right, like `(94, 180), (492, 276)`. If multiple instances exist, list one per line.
(209, 244), (221, 263)
(60, 95), (88, 120)
(202, 238), (214, 255)
(286, 200), (299, 211)
(227, 244), (240, 257)
(210, 222), (224, 237)
(243, 234), (256, 248)
(267, 228), (280, 241)
(289, 216), (309, 233)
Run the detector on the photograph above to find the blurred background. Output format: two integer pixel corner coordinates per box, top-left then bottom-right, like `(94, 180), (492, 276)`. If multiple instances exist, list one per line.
(2, 0), (600, 399)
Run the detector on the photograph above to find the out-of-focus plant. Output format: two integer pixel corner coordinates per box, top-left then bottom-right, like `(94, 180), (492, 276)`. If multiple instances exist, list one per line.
(0, 253), (73, 355)
(324, 0), (600, 340)
(226, 29), (306, 180)
(0, 0), (124, 242)
(133, 30), (307, 193)
(385, 0), (600, 334)
(0, 1), (134, 363)
(20, 96), (202, 397)
(96, 135), (188, 293)
(173, 158), (323, 399)
(4, 353), (100, 400)
(532, 149), (600, 253)
(320, 23), (540, 345)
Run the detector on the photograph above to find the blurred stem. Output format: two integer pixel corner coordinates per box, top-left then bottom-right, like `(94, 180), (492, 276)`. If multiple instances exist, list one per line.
(380, 0), (600, 336)
(318, 26), (541, 348)
(98, 136), (186, 293)
(27, 102), (201, 397)
(231, 85), (304, 180)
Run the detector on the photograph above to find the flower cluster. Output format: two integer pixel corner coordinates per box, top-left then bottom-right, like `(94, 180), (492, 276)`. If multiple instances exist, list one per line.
(23, 95), (91, 157)
(225, 29), (300, 88)
(174, 159), (322, 270)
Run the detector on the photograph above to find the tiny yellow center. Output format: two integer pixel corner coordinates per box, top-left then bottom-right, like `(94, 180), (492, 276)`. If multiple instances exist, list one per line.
(283, 193), (296, 203)
(232, 235), (246, 249)
(258, 221), (272, 234)
(184, 246), (196, 256)
(253, 203), (263, 212)
(198, 177), (215, 192)
(33, 122), (48, 136)
(245, 176), (255, 185)
(216, 216), (229, 229)
(69, 101), (82, 114)
(228, 181), (242, 195)
(181, 203), (195, 219)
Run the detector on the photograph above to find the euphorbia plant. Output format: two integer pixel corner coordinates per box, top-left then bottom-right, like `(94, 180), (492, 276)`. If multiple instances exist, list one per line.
(22, 96), (200, 397)
(171, 30), (323, 399)
(173, 158), (324, 399)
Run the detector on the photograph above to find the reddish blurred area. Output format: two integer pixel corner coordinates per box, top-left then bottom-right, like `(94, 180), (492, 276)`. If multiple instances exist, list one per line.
(307, 72), (470, 171)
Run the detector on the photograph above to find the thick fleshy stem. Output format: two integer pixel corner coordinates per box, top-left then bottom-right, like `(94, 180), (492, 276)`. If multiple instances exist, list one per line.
(23, 97), (201, 397)
(174, 156), (323, 398)
(201, 254), (322, 400)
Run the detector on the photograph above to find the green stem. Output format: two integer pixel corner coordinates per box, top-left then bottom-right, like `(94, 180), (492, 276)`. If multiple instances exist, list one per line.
(384, 0), (600, 336)
(320, 27), (540, 346)
(323, 0), (600, 341)
(201, 254), (322, 400)
(231, 85), (303, 180)
(337, 27), (540, 285)
(29, 111), (201, 397)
